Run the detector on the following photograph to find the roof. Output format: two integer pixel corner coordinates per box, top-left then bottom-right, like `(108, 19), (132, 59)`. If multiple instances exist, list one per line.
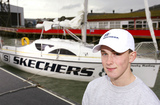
(87, 10), (160, 21)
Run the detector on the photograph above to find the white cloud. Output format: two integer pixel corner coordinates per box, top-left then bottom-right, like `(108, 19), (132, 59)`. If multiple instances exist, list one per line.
(60, 3), (81, 10)
(10, 0), (160, 18)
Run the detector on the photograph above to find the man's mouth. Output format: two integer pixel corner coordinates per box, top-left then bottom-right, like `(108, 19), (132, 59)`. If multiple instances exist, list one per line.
(107, 67), (116, 72)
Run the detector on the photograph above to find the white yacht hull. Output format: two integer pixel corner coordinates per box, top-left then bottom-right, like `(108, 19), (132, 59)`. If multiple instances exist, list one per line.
(0, 51), (159, 87)
(0, 52), (102, 81)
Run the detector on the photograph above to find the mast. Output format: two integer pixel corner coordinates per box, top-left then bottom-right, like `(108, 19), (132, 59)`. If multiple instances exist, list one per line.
(144, 0), (158, 52)
(82, 0), (88, 43)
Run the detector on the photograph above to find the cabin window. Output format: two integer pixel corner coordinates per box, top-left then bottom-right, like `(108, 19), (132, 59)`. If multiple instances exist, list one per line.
(35, 43), (54, 51)
(49, 48), (76, 56)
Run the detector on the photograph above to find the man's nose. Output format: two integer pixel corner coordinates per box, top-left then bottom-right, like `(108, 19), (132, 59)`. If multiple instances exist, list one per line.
(106, 54), (114, 65)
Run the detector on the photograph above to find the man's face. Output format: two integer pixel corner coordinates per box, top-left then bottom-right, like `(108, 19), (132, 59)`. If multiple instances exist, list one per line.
(100, 45), (134, 80)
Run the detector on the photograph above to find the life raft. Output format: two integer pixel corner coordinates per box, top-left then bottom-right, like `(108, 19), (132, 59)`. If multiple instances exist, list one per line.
(21, 37), (30, 46)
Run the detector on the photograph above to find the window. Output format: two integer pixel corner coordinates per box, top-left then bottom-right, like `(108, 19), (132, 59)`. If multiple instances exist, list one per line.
(49, 48), (76, 56)
(153, 23), (157, 29)
(129, 21), (134, 24)
(136, 21), (142, 24)
(122, 21), (134, 29)
(136, 21), (142, 29)
(109, 21), (120, 29)
(110, 21), (114, 29)
(99, 21), (108, 29)
(35, 43), (54, 51)
(122, 25), (128, 29)
(129, 25), (134, 29)
(99, 22), (104, 29)
(115, 21), (120, 28)
(88, 22), (98, 29)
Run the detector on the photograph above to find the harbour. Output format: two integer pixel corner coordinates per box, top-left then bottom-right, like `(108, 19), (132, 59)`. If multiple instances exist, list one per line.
(0, 0), (160, 104)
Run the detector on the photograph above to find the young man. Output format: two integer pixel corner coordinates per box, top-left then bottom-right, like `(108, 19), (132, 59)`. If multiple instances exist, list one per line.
(82, 29), (160, 105)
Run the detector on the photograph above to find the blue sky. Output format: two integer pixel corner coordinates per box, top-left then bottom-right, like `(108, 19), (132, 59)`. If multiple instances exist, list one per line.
(10, 0), (160, 18)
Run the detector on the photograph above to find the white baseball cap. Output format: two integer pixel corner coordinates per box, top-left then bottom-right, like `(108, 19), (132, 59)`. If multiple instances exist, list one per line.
(92, 29), (135, 53)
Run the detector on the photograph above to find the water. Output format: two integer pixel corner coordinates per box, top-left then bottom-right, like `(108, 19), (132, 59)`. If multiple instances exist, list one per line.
(0, 37), (159, 104)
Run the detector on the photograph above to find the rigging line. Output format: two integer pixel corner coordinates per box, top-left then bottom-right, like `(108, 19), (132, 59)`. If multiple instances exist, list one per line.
(26, 65), (52, 79)
(40, 28), (44, 39)
(26, 61), (57, 81)
(0, 68), (42, 96)
(0, 84), (38, 96)
(88, 39), (100, 44)
(26, 70), (44, 81)
(40, 28), (44, 57)
(26, 56), (61, 80)
(66, 29), (82, 42)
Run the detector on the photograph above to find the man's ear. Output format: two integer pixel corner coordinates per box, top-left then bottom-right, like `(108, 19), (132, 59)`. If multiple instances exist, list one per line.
(129, 51), (137, 63)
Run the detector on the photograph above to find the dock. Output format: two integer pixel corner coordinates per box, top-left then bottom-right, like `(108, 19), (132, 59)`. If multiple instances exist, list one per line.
(0, 67), (75, 105)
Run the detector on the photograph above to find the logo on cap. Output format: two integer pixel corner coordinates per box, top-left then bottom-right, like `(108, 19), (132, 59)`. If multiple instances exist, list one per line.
(103, 33), (109, 39)
(103, 32), (119, 39)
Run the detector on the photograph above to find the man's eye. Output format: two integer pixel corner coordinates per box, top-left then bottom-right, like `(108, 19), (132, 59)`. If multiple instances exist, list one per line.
(102, 53), (107, 56)
(114, 52), (121, 55)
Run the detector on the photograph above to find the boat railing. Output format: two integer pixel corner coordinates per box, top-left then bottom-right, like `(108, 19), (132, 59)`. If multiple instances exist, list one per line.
(135, 42), (158, 60)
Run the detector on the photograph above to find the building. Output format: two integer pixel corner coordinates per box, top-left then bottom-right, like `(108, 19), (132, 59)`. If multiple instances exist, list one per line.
(87, 10), (160, 30)
(0, 2), (24, 27)
(10, 5), (24, 27)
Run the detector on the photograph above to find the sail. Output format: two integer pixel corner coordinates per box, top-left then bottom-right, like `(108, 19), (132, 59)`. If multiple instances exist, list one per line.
(69, 10), (84, 29)
(36, 9), (84, 31)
